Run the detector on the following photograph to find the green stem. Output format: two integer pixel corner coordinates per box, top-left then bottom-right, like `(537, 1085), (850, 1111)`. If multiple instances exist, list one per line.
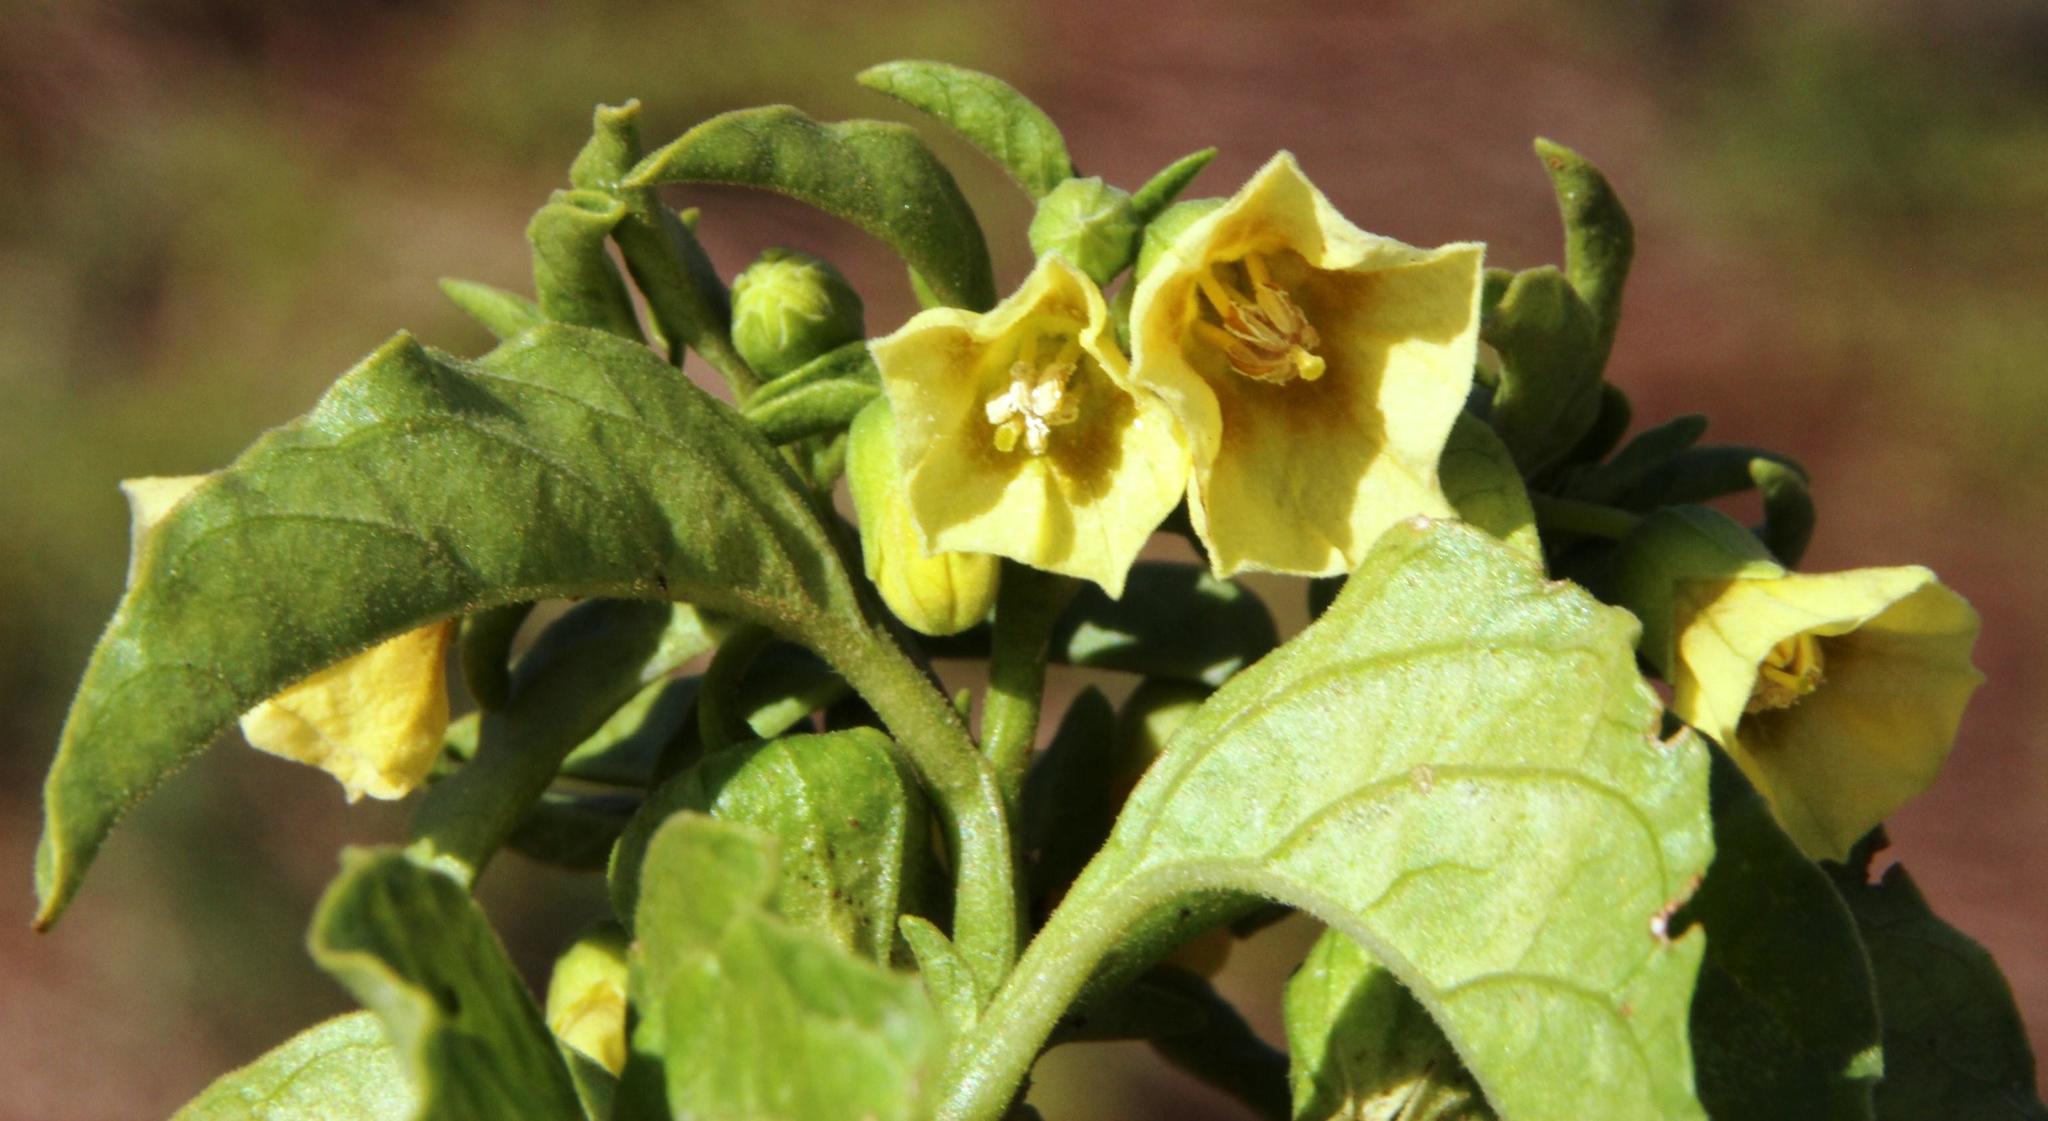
(982, 564), (1075, 804)
(816, 618), (1021, 994)
(1531, 493), (1642, 540)
(933, 880), (1152, 1121)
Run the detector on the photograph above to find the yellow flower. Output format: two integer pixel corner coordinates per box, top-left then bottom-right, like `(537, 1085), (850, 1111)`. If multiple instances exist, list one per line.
(846, 397), (1001, 636)
(1621, 507), (1983, 861)
(1128, 152), (1484, 577)
(870, 254), (1188, 596)
(123, 475), (456, 802)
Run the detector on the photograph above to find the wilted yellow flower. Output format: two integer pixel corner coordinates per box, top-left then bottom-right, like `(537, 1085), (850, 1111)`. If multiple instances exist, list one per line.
(1128, 153), (1484, 577)
(123, 475), (456, 802)
(871, 254), (1188, 596)
(1621, 507), (1983, 861)
(847, 397), (1000, 636)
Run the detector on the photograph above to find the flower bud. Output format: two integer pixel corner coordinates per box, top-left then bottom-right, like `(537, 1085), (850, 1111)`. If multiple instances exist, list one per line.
(847, 398), (999, 636)
(1027, 177), (1141, 286)
(544, 922), (630, 1075)
(730, 247), (865, 380)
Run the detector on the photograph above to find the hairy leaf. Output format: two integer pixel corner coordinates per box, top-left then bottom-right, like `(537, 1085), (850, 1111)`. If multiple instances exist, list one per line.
(631, 814), (946, 1121)
(527, 189), (641, 339)
(1049, 562), (1278, 687)
(170, 1012), (415, 1121)
(1684, 755), (1880, 1121)
(36, 324), (865, 926)
(1438, 413), (1539, 560)
(1285, 930), (1492, 1121)
(1533, 138), (1633, 347)
(628, 105), (996, 310)
(1483, 266), (1605, 474)
(1830, 859), (2048, 1120)
(945, 521), (1713, 1121)
(437, 278), (544, 341)
(856, 60), (1073, 199)
(610, 728), (928, 962)
(1131, 148), (1218, 222)
(308, 849), (583, 1121)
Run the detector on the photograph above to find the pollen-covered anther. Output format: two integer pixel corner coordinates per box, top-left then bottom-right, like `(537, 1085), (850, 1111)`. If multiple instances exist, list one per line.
(986, 336), (1083, 455)
(1192, 254), (1325, 385)
(1747, 632), (1825, 714)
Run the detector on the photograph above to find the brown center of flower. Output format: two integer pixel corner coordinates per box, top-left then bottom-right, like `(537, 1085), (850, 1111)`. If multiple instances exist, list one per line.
(1747, 632), (1825, 713)
(1192, 253), (1325, 385)
(985, 335), (1082, 456)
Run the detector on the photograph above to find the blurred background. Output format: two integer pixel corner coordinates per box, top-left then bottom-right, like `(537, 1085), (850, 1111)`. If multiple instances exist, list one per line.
(3, 0), (2046, 1116)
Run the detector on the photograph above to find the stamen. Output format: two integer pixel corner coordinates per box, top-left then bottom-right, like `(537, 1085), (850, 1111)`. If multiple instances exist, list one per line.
(1746, 633), (1825, 713)
(986, 335), (1083, 456)
(1194, 254), (1325, 385)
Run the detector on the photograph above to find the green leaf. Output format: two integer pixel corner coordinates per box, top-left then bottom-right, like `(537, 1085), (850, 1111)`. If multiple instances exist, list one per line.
(856, 60), (1073, 199)
(170, 1012), (416, 1121)
(554, 675), (701, 788)
(1438, 413), (1540, 560)
(527, 189), (642, 340)
(1049, 562), (1278, 687)
(941, 521), (1714, 1121)
(610, 728), (929, 962)
(1557, 413), (1707, 506)
(1285, 930), (1492, 1121)
(506, 790), (637, 871)
(628, 105), (997, 311)
(1684, 754), (1880, 1121)
(36, 324), (866, 926)
(1131, 148), (1218, 222)
(1829, 857), (2048, 1120)
(630, 813), (947, 1121)
(743, 357), (881, 444)
(570, 102), (753, 395)
(1533, 138), (1633, 348)
(900, 914), (987, 1032)
(438, 278), (544, 341)
(308, 849), (584, 1121)
(1482, 266), (1606, 474)
(1018, 686), (1120, 910)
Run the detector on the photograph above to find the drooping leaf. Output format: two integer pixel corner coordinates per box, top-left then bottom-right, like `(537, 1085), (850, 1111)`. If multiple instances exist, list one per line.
(1683, 754), (1881, 1121)
(457, 601), (532, 711)
(170, 1012), (416, 1121)
(942, 521), (1714, 1121)
(609, 728), (929, 962)
(569, 102), (750, 390)
(1557, 413), (1708, 506)
(1533, 138), (1633, 347)
(1438, 413), (1540, 560)
(1131, 148), (1218, 222)
(630, 814), (947, 1121)
(1049, 562), (1278, 687)
(308, 849), (583, 1121)
(856, 60), (1074, 199)
(1829, 857), (2048, 1120)
(628, 105), (997, 311)
(506, 790), (639, 871)
(527, 189), (642, 340)
(438, 278), (544, 341)
(1483, 266), (1605, 474)
(1750, 457), (1816, 567)
(554, 675), (701, 788)
(36, 324), (866, 926)
(743, 365), (880, 444)
(1285, 930), (1492, 1121)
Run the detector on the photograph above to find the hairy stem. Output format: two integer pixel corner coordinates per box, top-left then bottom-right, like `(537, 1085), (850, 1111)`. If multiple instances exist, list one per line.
(982, 564), (1075, 803)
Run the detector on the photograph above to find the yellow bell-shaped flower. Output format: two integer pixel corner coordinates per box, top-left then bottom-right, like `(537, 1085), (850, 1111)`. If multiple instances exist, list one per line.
(545, 922), (630, 1075)
(1128, 152), (1484, 577)
(847, 397), (1001, 636)
(1620, 507), (1982, 861)
(870, 254), (1189, 597)
(122, 475), (456, 802)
